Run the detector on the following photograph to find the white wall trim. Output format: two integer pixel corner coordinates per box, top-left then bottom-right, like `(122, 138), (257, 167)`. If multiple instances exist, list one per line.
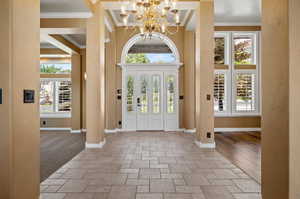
(104, 129), (119, 134)
(194, 140), (216, 149)
(214, 128), (261, 132)
(184, 129), (196, 134)
(81, 129), (87, 133)
(40, 128), (71, 131)
(85, 138), (106, 148)
(71, 129), (82, 134)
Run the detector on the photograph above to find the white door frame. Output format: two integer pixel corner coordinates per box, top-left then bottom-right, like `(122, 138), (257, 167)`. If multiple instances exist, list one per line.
(121, 64), (181, 131)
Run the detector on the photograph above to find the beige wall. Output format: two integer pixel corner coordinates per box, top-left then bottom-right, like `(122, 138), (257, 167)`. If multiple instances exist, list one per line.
(183, 31), (195, 129)
(289, 0), (300, 197)
(215, 116), (261, 128)
(40, 118), (71, 128)
(81, 50), (87, 129)
(261, 0), (289, 198)
(71, 54), (82, 130)
(105, 31), (117, 129)
(0, 0), (40, 198)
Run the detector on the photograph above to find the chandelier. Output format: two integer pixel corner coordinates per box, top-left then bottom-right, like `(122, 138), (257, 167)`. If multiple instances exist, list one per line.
(120, 0), (180, 37)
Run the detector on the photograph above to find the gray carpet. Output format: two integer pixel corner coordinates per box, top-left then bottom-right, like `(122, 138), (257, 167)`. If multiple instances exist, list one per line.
(40, 131), (85, 182)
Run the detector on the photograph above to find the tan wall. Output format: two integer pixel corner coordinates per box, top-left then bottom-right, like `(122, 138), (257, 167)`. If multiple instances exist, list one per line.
(289, 0), (300, 197)
(71, 54), (82, 130)
(0, 0), (40, 198)
(40, 118), (71, 128)
(183, 31), (195, 129)
(261, 0), (289, 198)
(215, 117), (261, 128)
(81, 50), (87, 129)
(105, 31), (117, 129)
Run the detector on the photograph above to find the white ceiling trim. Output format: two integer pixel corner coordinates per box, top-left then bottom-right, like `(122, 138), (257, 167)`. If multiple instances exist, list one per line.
(104, 16), (114, 33)
(40, 12), (92, 18)
(62, 35), (86, 49)
(102, 1), (199, 10)
(40, 28), (86, 35)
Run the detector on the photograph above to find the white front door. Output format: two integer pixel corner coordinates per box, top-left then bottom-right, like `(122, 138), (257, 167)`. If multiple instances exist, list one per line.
(122, 67), (179, 131)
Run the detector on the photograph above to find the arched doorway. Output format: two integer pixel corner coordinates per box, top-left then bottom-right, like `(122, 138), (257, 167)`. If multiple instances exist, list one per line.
(120, 33), (182, 131)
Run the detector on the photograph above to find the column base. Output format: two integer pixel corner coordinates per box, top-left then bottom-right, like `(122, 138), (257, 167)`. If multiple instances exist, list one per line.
(195, 140), (216, 148)
(85, 138), (106, 148)
(71, 129), (82, 134)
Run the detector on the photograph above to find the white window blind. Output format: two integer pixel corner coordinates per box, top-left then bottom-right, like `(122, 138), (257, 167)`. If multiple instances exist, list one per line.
(214, 72), (226, 112)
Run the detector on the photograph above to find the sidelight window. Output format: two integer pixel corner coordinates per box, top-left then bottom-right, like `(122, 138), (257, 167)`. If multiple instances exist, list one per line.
(167, 75), (175, 113)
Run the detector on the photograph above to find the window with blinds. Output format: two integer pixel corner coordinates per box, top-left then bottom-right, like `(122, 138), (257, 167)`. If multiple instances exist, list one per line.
(214, 73), (226, 112)
(40, 79), (72, 114)
(235, 73), (256, 112)
(214, 31), (260, 116)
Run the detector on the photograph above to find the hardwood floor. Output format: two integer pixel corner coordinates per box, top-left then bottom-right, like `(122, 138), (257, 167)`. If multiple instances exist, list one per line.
(40, 131), (85, 182)
(215, 131), (261, 184)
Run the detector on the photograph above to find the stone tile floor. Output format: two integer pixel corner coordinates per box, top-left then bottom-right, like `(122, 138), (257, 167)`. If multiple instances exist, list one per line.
(40, 132), (261, 199)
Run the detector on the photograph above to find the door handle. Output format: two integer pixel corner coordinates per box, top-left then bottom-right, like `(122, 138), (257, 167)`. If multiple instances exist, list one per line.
(137, 97), (141, 107)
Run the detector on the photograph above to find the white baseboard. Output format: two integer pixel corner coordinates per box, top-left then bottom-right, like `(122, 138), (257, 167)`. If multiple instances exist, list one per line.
(71, 129), (82, 134)
(40, 127), (71, 131)
(195, 140), (216, 149)
(214, 128), (261, 132)
(104, 129), (119, 134)
(85, 138), (106, 148)
(184, 129), (196, 134)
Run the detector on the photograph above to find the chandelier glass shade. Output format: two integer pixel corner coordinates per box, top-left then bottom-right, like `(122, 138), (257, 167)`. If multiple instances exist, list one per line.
(120, 0), (180, 37)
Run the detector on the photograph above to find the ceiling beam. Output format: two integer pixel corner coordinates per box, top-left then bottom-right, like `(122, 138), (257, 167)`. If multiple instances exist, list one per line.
(41, 18), (87, 29)
(41, 34), (81, 55)
(40, 48), (68, 55)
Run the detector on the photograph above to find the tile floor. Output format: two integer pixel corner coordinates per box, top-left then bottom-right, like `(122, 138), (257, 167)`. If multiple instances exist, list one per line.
(40, 132), (261, 199)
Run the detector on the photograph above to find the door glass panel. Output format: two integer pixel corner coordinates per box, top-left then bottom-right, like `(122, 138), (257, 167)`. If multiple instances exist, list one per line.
(152, 75), (160, 113)
(140, 75), (148, 113)
(167, 75), (175, 113)
(126, 75), (134, 112)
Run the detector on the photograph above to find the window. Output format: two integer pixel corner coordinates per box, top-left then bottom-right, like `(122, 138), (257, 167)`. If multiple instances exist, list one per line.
(214, 72), (226, 112)
(126, 75), (134, 112)
(140, 75), (148, 113)
(152, 75), (161, 113)
(233, 34), (254, 65)
(40, 79), (72, 115)
(234, 73), (256, 112)
(40, 63), (71, 74)
(167, 75), (175, 113)
(126, 37), (176, 64)
(214, 37), (225, 64)
(214, 32), (260, 116)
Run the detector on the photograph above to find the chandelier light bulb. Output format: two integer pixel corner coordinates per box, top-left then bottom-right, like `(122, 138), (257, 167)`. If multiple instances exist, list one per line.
(175, 14), (180, 24)
(121, 6), (126, 14)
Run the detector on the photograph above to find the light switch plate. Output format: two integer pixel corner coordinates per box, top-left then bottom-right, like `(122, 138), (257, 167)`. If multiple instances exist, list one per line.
(0, 88), (2, 104)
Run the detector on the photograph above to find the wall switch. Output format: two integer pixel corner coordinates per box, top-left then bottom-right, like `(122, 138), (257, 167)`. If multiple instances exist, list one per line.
(23, 90), (35, 103)
(206, 94), (211, 101)
(0, 88), (2, 104)
(207, 132), (211, 138)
